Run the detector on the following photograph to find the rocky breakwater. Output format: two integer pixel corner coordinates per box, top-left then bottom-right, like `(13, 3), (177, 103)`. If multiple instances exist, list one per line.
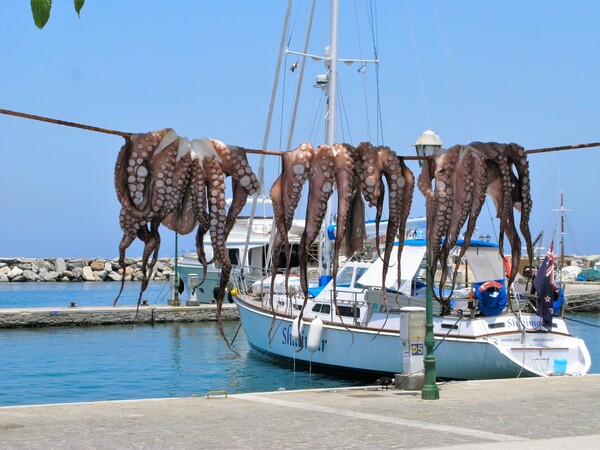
(0, 257), (174, 283)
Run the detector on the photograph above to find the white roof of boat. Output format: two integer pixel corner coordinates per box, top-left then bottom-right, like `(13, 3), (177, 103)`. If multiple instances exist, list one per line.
(357, 244), (426, 295)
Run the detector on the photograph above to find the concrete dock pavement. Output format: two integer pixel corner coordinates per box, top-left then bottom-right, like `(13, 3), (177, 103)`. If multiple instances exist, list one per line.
(1, 375), (599, 449)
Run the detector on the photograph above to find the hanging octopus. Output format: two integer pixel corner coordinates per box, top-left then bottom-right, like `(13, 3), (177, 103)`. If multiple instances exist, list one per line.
(298, 144), (336, 310)
(469, 142), (533, 290)
(113, 129), (182, 306)
(378, 146), (414, 309)
(114, 131), (259, 351)
(268, 143), (314, 303)
(417, 142), (533, 314)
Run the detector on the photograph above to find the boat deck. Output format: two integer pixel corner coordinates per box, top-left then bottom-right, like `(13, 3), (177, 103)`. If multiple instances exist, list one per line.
(2, 375), (599, 448)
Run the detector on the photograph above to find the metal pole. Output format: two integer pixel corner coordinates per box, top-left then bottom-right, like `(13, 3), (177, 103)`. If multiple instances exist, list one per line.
(422, 235), (440, 400)
(173, 232), (180, 306)
(321, 0), (339, 279)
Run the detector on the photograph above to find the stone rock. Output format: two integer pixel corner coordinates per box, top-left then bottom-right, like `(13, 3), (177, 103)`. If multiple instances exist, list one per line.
(33, 259), (54, 271)
(0, 266), (9, 275)
(73, 267), (84, 280)
(8, 267), (23, 279)
(40, 269), (61, 281)
(104, 262), (112, 272)
(54, 258), (67, 274)
(90, 260), (106, 271)
(82, 266), (96, 281)
(94, 270), (108, 281)
(0, 258), (18, 265)
(108, 272), (123, 281)
(62, 270), (75, 279)
(66, 259), (85, 270)
(17, 262), (33, 270)
(23, 270), (41, 281)
(10, 275), (26, 282)
(0, 273), (8, 282)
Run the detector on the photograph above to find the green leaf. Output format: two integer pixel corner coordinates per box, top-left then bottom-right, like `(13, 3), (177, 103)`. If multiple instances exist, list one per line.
(74, 0), (85, 17)
(31, 0), (52, 29)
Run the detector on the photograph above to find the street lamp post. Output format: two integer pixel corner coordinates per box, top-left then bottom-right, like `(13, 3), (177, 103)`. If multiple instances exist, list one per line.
(414, 129), (443, 400)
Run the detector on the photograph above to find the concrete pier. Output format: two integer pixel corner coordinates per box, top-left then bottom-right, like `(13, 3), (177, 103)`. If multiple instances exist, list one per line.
(1, 375), (599, 449)
(0, 303), (239, 328)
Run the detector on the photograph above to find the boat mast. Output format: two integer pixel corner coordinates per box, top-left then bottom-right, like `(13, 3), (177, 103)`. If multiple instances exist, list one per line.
(559, 189), (565, 269)
(321, 0), (339, 278)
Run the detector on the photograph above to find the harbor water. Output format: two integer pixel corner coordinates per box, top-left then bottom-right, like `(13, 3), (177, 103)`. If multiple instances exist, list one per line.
(1, 281), (599, 407)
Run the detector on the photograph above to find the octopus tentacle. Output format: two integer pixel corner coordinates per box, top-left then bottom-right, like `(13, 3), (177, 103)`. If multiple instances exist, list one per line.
(161, 138), (197, 235)
(427, 147), (459, 309)
(356, 142), (385, 255)
(378, 147), (408, 311)
(113, 130), (179, 306)
(211, 143), (260, 240)
(506, 143), (533, 267)
(439, 146), (474, 301)
(341, 185), (366, 258)
(298, 145), (335, 329)
(269, 144), (314, 298)
(450, 147), (489, 291)
(397, 161), (415, 286)
(331, 143), (356, 304)
(203, 155), (237, 352)
(115, 130), (173, 219)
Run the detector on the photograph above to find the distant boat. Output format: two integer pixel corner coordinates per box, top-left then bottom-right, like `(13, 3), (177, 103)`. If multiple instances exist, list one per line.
(543, 189), (600, 312)
(174, 199), (305, 305)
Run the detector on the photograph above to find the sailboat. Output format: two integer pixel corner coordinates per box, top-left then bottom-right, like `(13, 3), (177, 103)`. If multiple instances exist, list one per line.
(230, 1), (591, 380)
(551, 189), (600, 312)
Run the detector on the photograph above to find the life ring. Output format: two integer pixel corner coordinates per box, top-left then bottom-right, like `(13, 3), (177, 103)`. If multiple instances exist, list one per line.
(478, 281), (503, 292)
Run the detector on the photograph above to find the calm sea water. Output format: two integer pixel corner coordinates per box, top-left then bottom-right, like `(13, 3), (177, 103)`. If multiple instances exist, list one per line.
(0, 280), (172, 309)
(0, 282), (368, 407)
(0, 282), (599, 407)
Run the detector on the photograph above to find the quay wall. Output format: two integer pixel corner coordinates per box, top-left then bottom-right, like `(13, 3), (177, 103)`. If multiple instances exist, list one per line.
(0, 304), (239, 328)
(0, 257), (173, 283)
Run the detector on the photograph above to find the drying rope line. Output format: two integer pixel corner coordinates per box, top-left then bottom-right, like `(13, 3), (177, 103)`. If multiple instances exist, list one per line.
(0, 107), (598, 158)
(0, 108), (132, 138)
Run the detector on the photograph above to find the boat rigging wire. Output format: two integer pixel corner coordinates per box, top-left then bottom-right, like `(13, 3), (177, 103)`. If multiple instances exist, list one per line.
(285, 0), (317, 151)
(404, 0), (432, 131)
(433, 311), (463, 352)
(431, 0), (473, 140)
(246, 0), (293, 273)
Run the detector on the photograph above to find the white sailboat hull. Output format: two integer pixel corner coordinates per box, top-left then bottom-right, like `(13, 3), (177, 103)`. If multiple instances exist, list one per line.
(235, 295), (591, 380)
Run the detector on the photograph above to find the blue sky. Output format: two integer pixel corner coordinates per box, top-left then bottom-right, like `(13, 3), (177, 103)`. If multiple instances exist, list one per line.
(0, 1), (598, 259)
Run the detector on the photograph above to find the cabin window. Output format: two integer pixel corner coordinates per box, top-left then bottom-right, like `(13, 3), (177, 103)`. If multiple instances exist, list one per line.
(312, 304), (331, 314)
(336, 306), (360, 318)
(488, 322), (505, 329)
(248, 247), (267, 268)
(336, 267), (354, 287)
(229, 249), (240, 266)
(441, 323), (458, 330)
